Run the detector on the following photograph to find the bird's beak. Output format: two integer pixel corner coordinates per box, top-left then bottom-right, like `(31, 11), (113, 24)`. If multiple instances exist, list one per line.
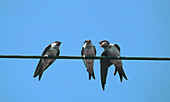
(99, 42), (103, 47)
(57, 42), (61, 46)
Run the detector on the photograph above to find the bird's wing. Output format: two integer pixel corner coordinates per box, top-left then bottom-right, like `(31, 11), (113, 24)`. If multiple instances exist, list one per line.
(114, 44), (120, 52)
(81, 47), (87, 66)
(44, 49), (60, 71)
(33, 44), (51, 77)
(93, 46), (97, 55)
(56, 49), (60, 56)
(41, 44), (51, 56)
(38, 49), (60, 80)
(100, 51), (112, 90)
(81, 47), (84, 56)
(33, 58), (43, 77)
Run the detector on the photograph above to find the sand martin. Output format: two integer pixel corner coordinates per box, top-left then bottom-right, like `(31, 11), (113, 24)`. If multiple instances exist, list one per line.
(33, 41), (61, 80)
(99, 40), (127, 90)
(81, 40), (96, 80)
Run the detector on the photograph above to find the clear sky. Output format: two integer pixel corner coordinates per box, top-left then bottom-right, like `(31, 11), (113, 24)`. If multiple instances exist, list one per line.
(0, 0), (170, 102)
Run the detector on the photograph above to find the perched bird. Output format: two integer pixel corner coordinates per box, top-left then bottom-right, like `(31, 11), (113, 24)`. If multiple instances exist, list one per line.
(81, 40), (96, 80)
(33, 41), (61, 81)
(99, 40), (128, 90)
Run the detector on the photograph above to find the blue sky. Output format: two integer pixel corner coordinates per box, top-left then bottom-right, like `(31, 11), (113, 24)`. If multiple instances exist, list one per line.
(0, 0), (170, 102)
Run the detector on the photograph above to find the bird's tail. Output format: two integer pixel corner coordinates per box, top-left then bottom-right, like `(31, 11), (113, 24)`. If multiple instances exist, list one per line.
(33, 67), (43, 81)
(114, 67), (128, 82)
(39, 73), (43, 81)
(88, 71), (95, 80)
(33, 74), (38, 78)
(33, 71), (39, 78)
(33, 69), (39, 78)
(33, 72), (43, 81)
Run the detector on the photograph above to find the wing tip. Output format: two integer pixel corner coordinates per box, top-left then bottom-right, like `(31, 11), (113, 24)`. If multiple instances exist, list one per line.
(89, 74), (91, 80)
(102, 85), (105, 91)
(39, 73), (42, 81)
(92, 72), (95, 80)
(88, 72), (96, 80)
(114, 67), (118, 76)
(124, 75), (128, 80)
(123, 71), (128, 80)
(33, 74), (37, 78)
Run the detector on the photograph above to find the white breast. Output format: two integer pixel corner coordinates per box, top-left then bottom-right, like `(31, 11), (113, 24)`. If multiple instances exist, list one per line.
(45, 47), (58, 56)
(83, 47), (95, 57)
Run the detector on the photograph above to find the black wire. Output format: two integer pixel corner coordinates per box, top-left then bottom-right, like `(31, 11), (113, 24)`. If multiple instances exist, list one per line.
(0, 55), (170, 61)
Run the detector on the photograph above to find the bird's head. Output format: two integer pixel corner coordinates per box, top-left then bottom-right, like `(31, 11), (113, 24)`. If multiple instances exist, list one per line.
(84, 40), (92, 46)
(99, 40), (110, 48)
(52, 41), (62, 48)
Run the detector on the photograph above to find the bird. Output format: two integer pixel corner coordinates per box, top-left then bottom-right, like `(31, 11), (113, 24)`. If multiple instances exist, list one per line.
(33, 41), (61, 81)
(99, 40), (128, 90)
(81, 40), (96, 80)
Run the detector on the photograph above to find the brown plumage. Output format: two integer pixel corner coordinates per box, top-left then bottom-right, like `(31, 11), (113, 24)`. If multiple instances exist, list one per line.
(99, 40), (128, 90)
(33, 41), (61, 80)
